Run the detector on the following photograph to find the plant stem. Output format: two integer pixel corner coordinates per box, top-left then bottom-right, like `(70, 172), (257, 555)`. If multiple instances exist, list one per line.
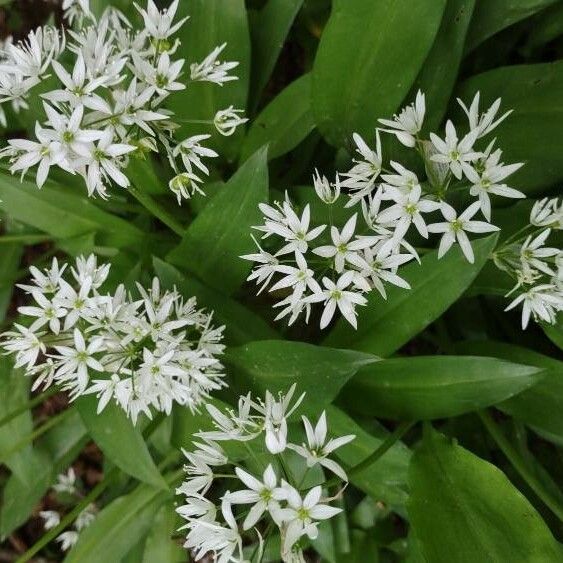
(479, 410), (563, 522)
(331, 492), (350, 555)
(1, 409), (71, 464)
(129, 185), (184, 237)
(0, 387), (59, 428)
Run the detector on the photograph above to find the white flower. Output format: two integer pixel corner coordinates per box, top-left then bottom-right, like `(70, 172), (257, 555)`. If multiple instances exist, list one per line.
(40, 510), (61, 530)
(530, 198), (563, 229)
(56, 531), (79, 551)
(54, 468), (77, 494)
(169, 172), (204, 204)
(313, 214), (377, 272)
(341, 131), (382, 205)
(190, 43), (239, 85)
(269, 252), (321, 300)
(357, 245), (413, 298)
(241, 237), (280, 294)
(378, 184), (441, 244)
(134, 0), (188, 42)
(505, 284), (562, 329)
(133, 52), (185, 96)
(378, 90), (425, 147)
(430, 120), (481, 180)
(306, 271), (368, 329)
(276, 484), (341, 557)
(213, 106), (248, 136)
(520, 229), (560, 276)
(75, 505), (96, 531)
(464, 146), (524, 221)
(226, 465), (287, 530)
(1, 324), (45, 370)
(18, 290), (66, 334)
(313, 169), (340, 204)
(427, 201), (499, 263)
(8, 123), (66, 188)
(289, 412), (354, 481)
(457, 92), (512, 138)
(261, 202), (326, 256)
(173, 134), (218, 175)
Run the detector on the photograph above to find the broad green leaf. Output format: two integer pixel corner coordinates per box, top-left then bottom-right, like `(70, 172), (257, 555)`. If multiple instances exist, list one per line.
(241, 74), (315, 162)
(170, 0), (250, 158)
(224, 340), (377, 415)
(327, 405), (411, 508)
(465, 0), (559, 52)
(142, 503), (185, 563)
(408, 429), (563, 562)
(0, 174), (143, 247)
(454, 340), (563, 445)
(0, 411), (87, 539)
(66, 483), (170, 563)
(249, 0), (304, 108)
(543, 319), (563, 351)
(312, 0), (446, 146)
(415, 0), (476, 131)
(324, 234), (498, 355)
(167, 147), (268, 295)
(77, 395), (166, 489)
(340, 356), (543, 420)
(456, 61), (563, 194)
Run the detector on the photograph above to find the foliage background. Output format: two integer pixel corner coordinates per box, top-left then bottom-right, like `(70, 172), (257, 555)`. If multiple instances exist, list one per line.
(0, 0), (562, 561)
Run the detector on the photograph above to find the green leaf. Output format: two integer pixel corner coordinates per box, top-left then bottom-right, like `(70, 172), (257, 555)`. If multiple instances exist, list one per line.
(153, 257), (279, 345)
(170, 0), (250, 158)
(142, 503), (185, 563)
(414, 0), (476, 131)
(224, 340), (377, 415)
(455, 61), (563, 194)
(0, 174), (143, 247)
(312, 0), (446, 146)
(65, 483), (170, 563)
(408, 428), (563, 562)
(167, 147), (268, 295)
(465, 0), (559, 52)
(77, 396), (166, 489)
(542, 318), (563, 351)
(454, 340), (563, 445)
(324, 234), (498, 356)
(249, 0), (304, 108)
(327, 405), (411, 508)
(0, 239), (22, 322)
(340, 356), (543, 420)
(241, 74), (315, 162)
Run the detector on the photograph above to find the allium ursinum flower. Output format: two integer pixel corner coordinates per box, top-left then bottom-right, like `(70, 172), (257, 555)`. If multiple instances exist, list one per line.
(245, 91), (529, 331)
(176, 386), (354, 563)
(1, 255), (226, 423)
(0, 1), (244, 204)
(493, 204), (563, 329)
(378, 89), (425, 147)
(40, 468), (98, 552)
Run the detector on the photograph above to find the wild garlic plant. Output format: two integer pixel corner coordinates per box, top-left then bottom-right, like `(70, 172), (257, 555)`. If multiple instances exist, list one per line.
(243, 91), (562, 331)
(1, 255), (226, 423)
(0, 0), (245, 202)
(39, 468), (97, 553)
(176, 385), (354, 563)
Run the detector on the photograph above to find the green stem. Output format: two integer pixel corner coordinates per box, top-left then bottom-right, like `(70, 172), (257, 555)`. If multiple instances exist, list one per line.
(0, 234), (51, 244)
(331, 492), (350, 555)
(0, 387), (58, 428)
(479, 410), (563, 522)
(1, 409), (71, 464)
(129, 186), (184, 237)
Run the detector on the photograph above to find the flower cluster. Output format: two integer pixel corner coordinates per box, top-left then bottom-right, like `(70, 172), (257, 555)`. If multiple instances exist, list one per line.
(1, 255), (226, 423)
(39, 468), (97, 552)
(0, 0), (246, 202)
(496, 198), (563, 328)
(176, 385), (354, 563)
(244, 91), (516, 330)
